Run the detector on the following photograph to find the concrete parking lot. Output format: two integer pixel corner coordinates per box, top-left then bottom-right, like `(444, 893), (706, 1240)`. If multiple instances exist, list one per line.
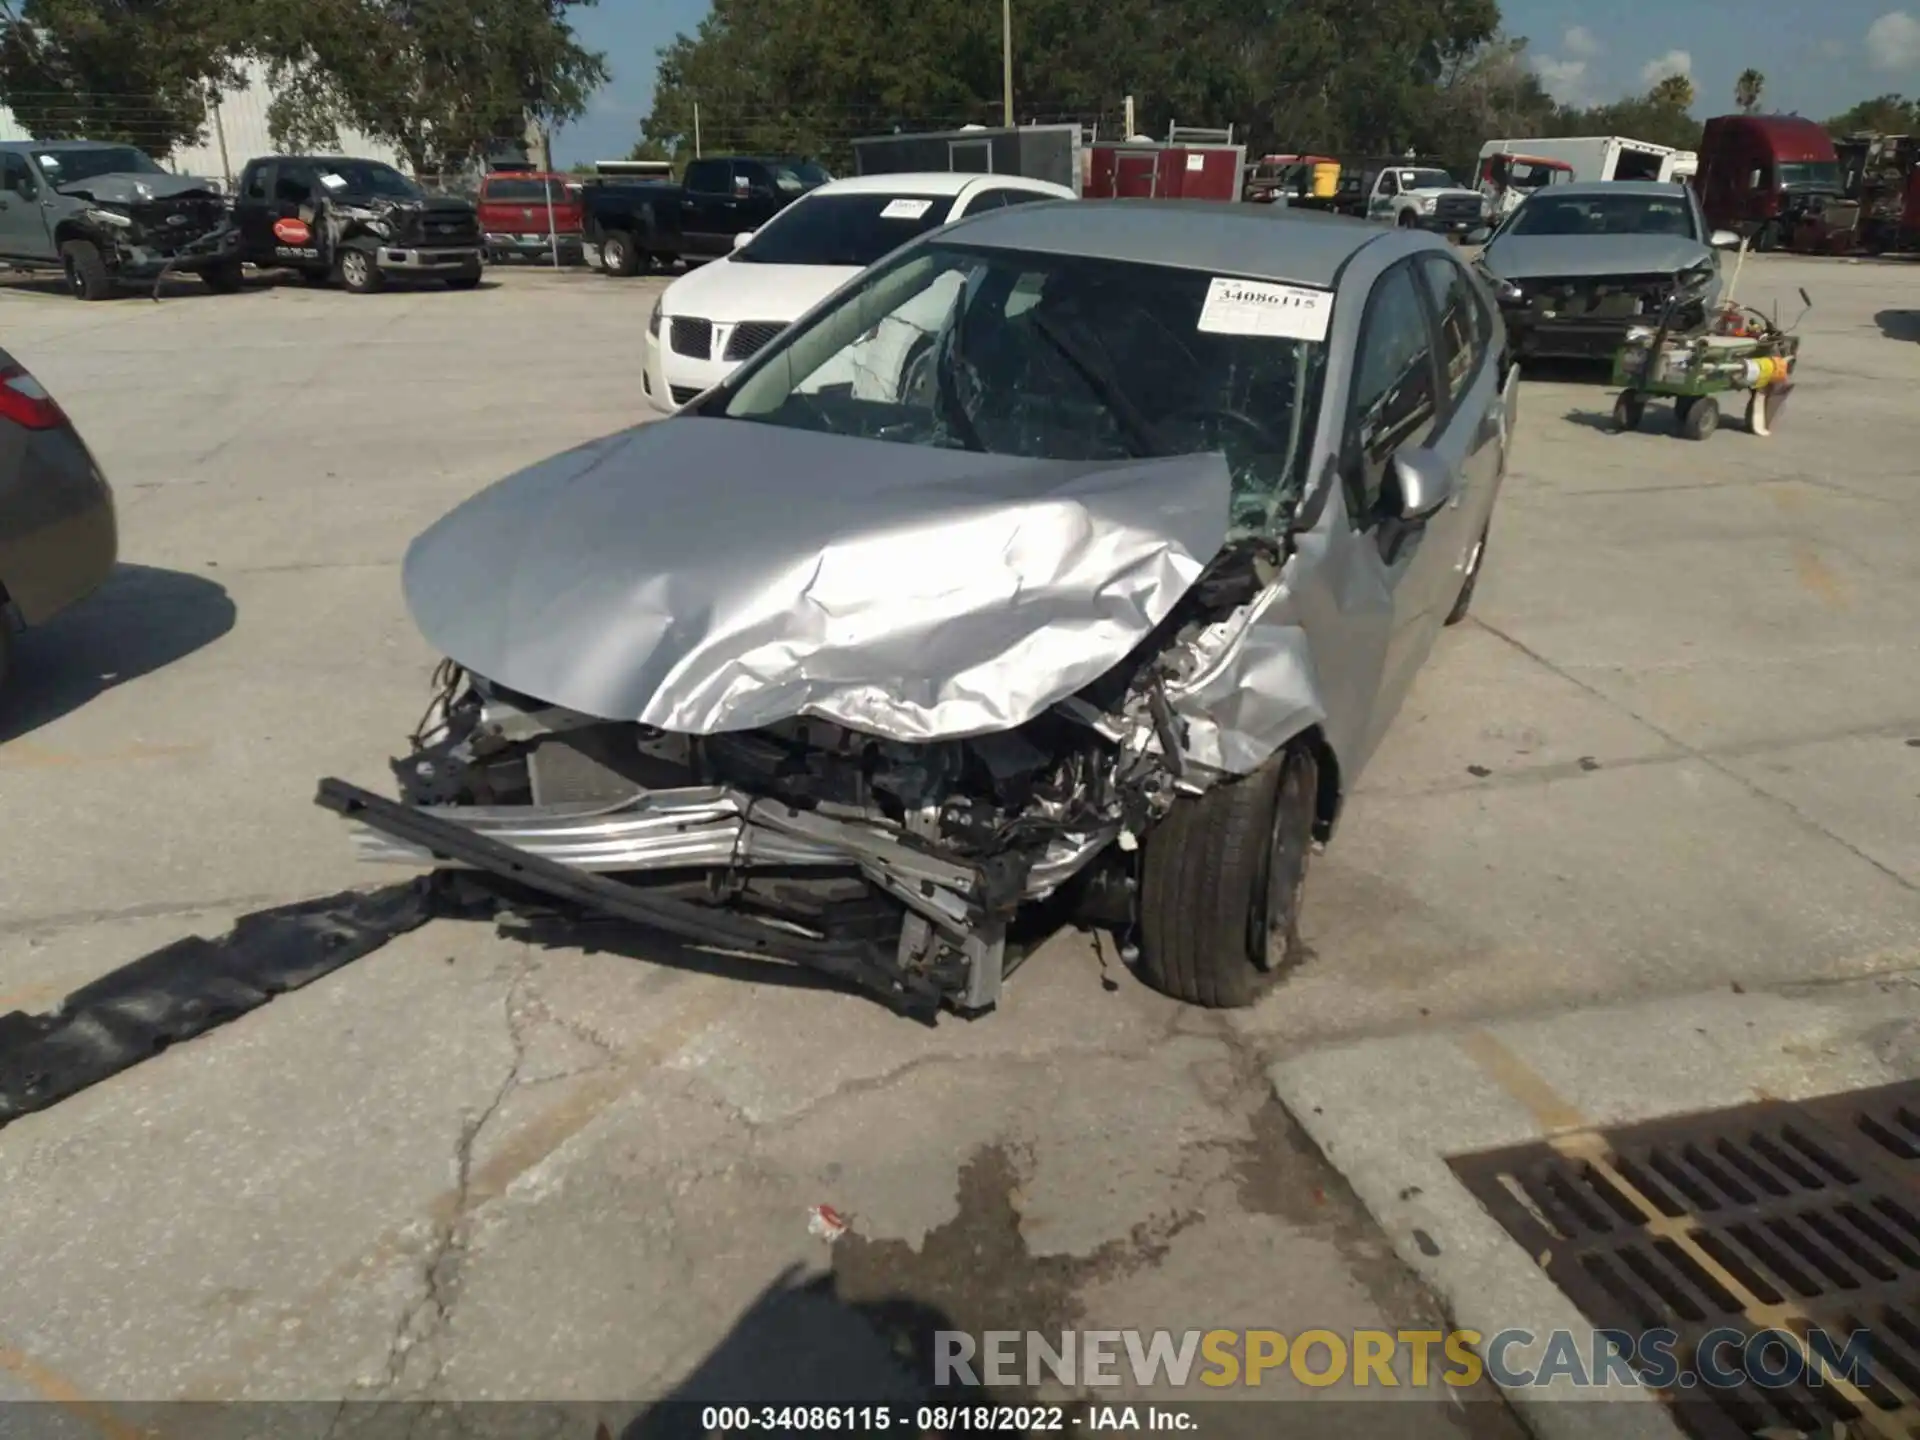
(1, 252), (1917, 1430)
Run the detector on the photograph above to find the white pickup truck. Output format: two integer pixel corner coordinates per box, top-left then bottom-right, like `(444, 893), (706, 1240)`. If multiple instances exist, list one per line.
(1334, 161), (1487, 236)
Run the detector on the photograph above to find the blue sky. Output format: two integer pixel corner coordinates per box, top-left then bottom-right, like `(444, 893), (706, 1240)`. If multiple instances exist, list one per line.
(552, 0), (1920, 165)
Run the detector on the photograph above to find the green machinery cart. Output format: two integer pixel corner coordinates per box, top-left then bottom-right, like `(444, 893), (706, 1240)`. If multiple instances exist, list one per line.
(1610, 323), (1800, 440)
(1609, 264), (1809, 441)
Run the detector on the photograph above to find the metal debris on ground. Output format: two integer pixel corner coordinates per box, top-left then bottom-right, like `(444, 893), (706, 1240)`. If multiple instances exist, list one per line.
(1451, 1079), (1920, 1439)
(808, 1204), (851, 1242)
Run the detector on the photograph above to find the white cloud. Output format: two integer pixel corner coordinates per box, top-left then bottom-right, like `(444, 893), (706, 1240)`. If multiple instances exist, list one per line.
(1531, 53), (1591, 105)
(1562, 25), (1601, 59)
(1866, 10), (1920, 70)
(1820, 37), (1848, 57)
(1640, 49), (1694, 84)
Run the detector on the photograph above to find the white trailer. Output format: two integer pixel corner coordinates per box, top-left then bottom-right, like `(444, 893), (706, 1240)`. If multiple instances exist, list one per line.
(1478, 136), (1689, 185)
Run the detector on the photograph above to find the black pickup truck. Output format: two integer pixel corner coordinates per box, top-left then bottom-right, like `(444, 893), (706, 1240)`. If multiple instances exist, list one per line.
(231, 155), (482, 292)
(583, 155), (830, 275)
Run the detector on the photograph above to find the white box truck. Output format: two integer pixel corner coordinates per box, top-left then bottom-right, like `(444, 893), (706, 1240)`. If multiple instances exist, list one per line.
(1477, 136), (1691, 185)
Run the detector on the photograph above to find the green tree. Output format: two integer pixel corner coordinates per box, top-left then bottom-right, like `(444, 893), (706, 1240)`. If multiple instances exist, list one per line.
(1547, 73), (1702, 151)
(637, 0), (1502, 169)
(0, 0), (247, 157)
(1734, 67), (1764, 113)
(1826, 93), (1920, 135)
(255, 0), (608, 176)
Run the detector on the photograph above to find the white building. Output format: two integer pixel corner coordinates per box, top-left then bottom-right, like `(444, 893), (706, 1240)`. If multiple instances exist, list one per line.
(0, 59), (406, 184)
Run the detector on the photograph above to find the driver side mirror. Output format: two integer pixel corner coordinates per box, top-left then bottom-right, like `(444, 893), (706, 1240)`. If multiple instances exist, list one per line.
(1384, 447), (1455, 522)
(732, 230), (755, 250)
(1709, 229), (1741, 249)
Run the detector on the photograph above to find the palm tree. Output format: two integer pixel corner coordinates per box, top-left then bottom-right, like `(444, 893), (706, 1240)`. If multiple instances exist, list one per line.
(1735, 69), (1765, 113)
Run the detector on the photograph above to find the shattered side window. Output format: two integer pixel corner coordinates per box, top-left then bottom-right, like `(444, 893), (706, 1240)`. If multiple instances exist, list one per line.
(719, 243), (1330, 535)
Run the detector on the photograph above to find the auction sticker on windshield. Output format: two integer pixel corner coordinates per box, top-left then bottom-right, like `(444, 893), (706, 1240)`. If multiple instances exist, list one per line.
(1197, 277), (1332, 342)
(881, 198), (933, 220)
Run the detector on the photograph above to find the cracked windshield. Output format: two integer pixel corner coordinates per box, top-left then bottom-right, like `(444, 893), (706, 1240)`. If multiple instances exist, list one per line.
(723, 245), (1327, 534)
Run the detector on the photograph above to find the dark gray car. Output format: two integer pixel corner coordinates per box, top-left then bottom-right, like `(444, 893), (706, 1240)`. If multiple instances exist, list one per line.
(1476, 180), (1741, 359)
(0, 348), (117, 691)
(320, 202), (1519, 1017)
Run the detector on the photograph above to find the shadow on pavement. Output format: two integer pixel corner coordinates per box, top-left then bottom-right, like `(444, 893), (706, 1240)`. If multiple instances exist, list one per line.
(1876, 309), (1920, 341)
(2, 562), (235, 742)
(621, 1264), (963, 1438)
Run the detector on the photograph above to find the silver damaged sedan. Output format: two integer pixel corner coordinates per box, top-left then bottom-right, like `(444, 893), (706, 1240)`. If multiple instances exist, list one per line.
(320, 200), (1520, 1018)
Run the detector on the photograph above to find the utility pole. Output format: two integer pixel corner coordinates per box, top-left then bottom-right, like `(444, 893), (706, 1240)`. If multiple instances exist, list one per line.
(694, 102), (702, 158)
(1001, 0), (1013, 126)
(208, 82), (232, 189)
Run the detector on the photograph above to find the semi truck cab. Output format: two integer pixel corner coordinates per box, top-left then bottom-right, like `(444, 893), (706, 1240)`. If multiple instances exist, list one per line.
(1695, 114), (1843, 250)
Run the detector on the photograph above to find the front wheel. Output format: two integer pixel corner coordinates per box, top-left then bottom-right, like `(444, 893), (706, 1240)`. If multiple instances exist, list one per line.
(1397, 210), (1419, 228)
(339, 247), (383, 294)
(444, 266), (482, 291)
(1138, 741), (1318, 1008)
(200, 258), (244, 294)
(1612, 391), (1645, 432)
(1679, 394), (1720, 441)
(60, 239), (112, 301)
(599, 230), (642, 277)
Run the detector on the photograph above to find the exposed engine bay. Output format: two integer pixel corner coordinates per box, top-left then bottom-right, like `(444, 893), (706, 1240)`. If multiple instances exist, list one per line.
(271, 190), (480, 265)
(62, 172), (236, 276)
(323, 536), (1286, 1018)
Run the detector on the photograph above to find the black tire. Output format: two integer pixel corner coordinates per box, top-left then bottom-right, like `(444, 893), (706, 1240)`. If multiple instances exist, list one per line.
(200, 258), (244, 294)
(1138, 741), (1318, 1008)
(1680, 394), (1719, 441)
(1445, 526), (1488, 626)
(339, 246), (383, 294)
(1612, 391), (1645, 432)
(0, 610), (13, 696)
(600, 229), (642, 277)
(60, 239), (112, 301)
(1397, 210), (1418, 228)
(445, 267), (482, 290)
(1752, 220), (1778, 254)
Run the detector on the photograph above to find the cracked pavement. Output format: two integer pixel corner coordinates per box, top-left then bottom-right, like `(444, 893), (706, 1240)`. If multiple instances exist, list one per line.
(0, 255), (1916, 1430)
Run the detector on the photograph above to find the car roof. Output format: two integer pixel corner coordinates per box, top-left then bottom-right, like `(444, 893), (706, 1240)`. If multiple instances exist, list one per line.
(810, 172), (1068, 199)
(249, 154), (396, 164)
(5, 139), (140, 151)
(1552, 180), (1693, 199)
(937, 199), (1388, 288)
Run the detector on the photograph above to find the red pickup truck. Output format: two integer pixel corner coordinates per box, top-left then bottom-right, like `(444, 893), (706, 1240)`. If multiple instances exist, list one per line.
(477, 172), (584, 264)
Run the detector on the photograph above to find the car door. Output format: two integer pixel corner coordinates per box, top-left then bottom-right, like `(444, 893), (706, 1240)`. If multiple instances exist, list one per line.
(0, 152), (53, 260)
(232, 161), (276, 262)
(1334, 258), (1465, 762)
(679, 158), (734, 254)
(1369, 169), (1399, 222)
(1413, 251), (1505, 573)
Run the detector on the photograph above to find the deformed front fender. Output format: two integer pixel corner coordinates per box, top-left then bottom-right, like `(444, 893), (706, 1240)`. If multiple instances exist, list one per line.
(1164, 581), (1327, 779)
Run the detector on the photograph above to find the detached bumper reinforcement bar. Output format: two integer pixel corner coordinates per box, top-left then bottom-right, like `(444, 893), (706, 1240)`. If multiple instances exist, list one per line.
(314, 778), (945, 1020)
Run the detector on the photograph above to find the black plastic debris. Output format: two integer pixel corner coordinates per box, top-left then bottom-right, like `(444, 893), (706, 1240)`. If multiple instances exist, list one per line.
(0, 878), (454, 1130)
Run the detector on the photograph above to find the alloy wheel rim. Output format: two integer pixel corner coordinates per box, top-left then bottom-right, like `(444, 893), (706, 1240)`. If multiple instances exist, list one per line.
(344, 254), (368, 286)
(1258, 767), (1311, 971)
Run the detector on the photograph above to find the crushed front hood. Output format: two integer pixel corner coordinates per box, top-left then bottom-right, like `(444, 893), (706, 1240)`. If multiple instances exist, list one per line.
(402, 418), (1230, 741)
(58, 172), (222, 206)
(1480, 233), (1710, 280)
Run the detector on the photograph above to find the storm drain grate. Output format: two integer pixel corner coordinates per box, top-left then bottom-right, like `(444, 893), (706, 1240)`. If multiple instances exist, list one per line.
(1450, 1080), (1920, 1439)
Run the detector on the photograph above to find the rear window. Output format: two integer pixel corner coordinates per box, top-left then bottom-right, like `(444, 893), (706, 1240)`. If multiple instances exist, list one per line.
(733, 193), (958, 268)
(484, 178), (571, 203)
